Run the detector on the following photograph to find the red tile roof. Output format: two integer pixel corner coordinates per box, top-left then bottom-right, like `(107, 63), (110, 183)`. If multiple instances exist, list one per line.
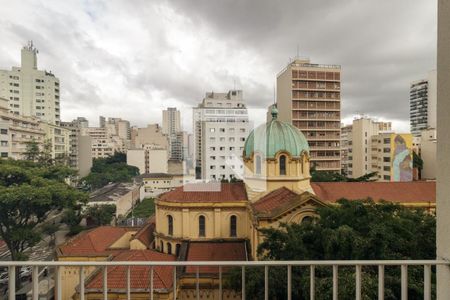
(57, 226), (134, 256)
(185, 241), (247, 273)
(159, 182), (248, 203)
(252, 187), (299, 214)
(85, 250), (175, 291)
(311, 181), (436, 203)
(132, 217), (155, 248)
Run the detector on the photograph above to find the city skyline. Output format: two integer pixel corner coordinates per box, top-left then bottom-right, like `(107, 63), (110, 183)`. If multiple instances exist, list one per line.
(0, 0), (436, 133)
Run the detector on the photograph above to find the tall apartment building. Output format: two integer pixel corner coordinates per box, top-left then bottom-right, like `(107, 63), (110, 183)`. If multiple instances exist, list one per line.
(40, 122), (71, 162)
(342, 117), (392, 178)
(107, 117), (131, 140)
(277, 58), (341, 171)
(0, 41), (60, 124)
(131, 124), (169, 149)
(162, 107), (181, 135)
(61, 118), (93, 177)
(0, 97), (45, 159)
(127, 145), (168, 174)
(193, 90), (250, 180)
(410, 70), (437, 136)
(370, 133), (413, 182)
(81, 126), (126, 159)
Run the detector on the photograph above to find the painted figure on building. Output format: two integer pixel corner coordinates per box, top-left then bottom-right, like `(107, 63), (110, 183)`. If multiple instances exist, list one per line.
(392, 135), (413, 181)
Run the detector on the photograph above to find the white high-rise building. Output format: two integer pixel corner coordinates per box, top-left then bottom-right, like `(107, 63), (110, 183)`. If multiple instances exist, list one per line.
(193, 90), (250, 180)
(162, 107), (181, 135)
(0, 41), (60, 125)
(410, 70), (437, 136)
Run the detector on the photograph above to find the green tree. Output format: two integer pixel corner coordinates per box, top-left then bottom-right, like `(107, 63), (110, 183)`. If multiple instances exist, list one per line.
(228, 200), (435, 299)
(311, 164), (378, 182)
(81, 152), (139, 190)
(130, 198), (155, 218)
(84, 204), (116, 226)
(0, 159), (87, 261)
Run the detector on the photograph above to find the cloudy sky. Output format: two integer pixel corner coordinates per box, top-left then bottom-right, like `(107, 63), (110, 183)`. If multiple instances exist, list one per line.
(0, 0), (436, 132)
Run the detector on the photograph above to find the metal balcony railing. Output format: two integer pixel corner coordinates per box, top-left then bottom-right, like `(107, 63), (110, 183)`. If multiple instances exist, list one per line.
(0, 260), (447, 300)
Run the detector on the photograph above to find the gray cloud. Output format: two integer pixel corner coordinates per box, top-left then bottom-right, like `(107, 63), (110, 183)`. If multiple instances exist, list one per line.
(0, 0), (436, 131)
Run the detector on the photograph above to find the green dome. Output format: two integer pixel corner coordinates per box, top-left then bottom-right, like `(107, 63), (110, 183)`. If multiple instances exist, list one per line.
(243, 108), (309, 159)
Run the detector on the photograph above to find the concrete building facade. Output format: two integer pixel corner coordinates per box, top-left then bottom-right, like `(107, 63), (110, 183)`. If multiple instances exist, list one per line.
(61, 118), (93, 177)
(418, 128), (437, 180)
(127, 146), (168, 175)
(0, 42), (60, 125)
(193, 90), (250, 180)
(276, 58), (341, 172)
(40, 122), (71, 162)
(0, 97), (45, 159)
(410, 70), (437, 136)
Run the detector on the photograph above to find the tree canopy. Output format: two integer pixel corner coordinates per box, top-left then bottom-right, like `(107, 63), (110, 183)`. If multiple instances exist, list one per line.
(0, 159), (87, 260)
(84, 204), (116, 226)
(310, 164), (378, 182)
(228, 200), (435, 299)
(81, 152), (139, 190)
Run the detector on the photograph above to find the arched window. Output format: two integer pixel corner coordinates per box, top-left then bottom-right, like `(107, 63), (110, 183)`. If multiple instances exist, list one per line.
(167, 215), (173, 236)
(255, 155), (261, 175)
(199, 216), (206, 237)
(160, 241), (164, 253)
(175, 244), (181, 257)
(279, 155), (287, 175)
(302, 216), (313, 224)
(167, 243), (172, 255)
(230, 215), (237, 237)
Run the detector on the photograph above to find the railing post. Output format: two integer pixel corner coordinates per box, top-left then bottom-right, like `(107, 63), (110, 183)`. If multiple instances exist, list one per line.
(219, 265), (223, 300)
(80, 266), (85, 300)
(287, 265), (292, 300)
(126, 266), (131, 300)
(8, 265), (15, 300)
(332, 265), (338, 300)
(103, 266), (108, 300)
(401, 265), (408, 300)
(173, 266), (177, 299)
(355, 265), (362, 300)
(196, 266), (200, 300)
(378, 265), (384, 300)
(242, 266), (246, 300)
(149, 266), (154, 300)
(55, 266), (62, 300)
(265, 265), (269, 300)
(424, 265), (431, 300)
(32, 266), (39, 300)
(310, 265), (315, 300)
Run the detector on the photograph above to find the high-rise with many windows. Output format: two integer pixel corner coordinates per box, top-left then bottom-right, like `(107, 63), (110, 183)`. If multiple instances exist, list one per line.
(277, 58), (342, 172)
(410, 70), (437, 136)
(0, 41), (60, 125)
(193, 90), (250, 180)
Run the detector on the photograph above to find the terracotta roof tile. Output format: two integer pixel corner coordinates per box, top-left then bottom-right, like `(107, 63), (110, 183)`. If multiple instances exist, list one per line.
(185, 241), (247, 274)
(58, 226), (134, 256)
(132, 217), (155, 248)
(252, 187), (299, 214)
(311, 181), (436, 203)
(85, 250), (176, 291)
(159, 182), (247, 203)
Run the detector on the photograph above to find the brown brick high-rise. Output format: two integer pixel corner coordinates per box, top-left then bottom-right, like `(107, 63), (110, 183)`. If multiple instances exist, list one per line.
(277, 58), (341, 172)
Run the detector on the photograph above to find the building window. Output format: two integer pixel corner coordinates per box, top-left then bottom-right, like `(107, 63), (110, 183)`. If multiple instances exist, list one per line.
(279, 155), (287, 175)
(167, 243), (172, 255)
(175, 244), (181, 257)
(199, 215), (206, 237)
(302, 216), (313, 224)
(255, 155), (261, 175)
(160, 241), (164, 252)
(230, 215), (237, 237)
(167, 215), (173, 236)
(0, 129), (7, 135)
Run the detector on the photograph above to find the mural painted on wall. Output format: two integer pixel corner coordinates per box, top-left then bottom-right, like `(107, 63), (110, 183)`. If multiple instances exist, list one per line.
(391, 134), (413, 182)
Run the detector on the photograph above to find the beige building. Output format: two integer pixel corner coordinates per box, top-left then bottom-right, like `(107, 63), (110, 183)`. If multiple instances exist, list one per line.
(127, 145), (168, 174)
(162, 107), (181, 135)
(418, 128), (437, 180)
(40, 122), (71, 162)
(61, 118), (92, 177)
(139, 173), (195, 199)
(0, 97), (45, 159)
(277, 58), (341, 172)
(370, 133), (413, 182)
(81, 126), (125, 159)
(343, 117), (392, 178)
(0, 41), (60, 125)
(131, 124), (169, 149)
